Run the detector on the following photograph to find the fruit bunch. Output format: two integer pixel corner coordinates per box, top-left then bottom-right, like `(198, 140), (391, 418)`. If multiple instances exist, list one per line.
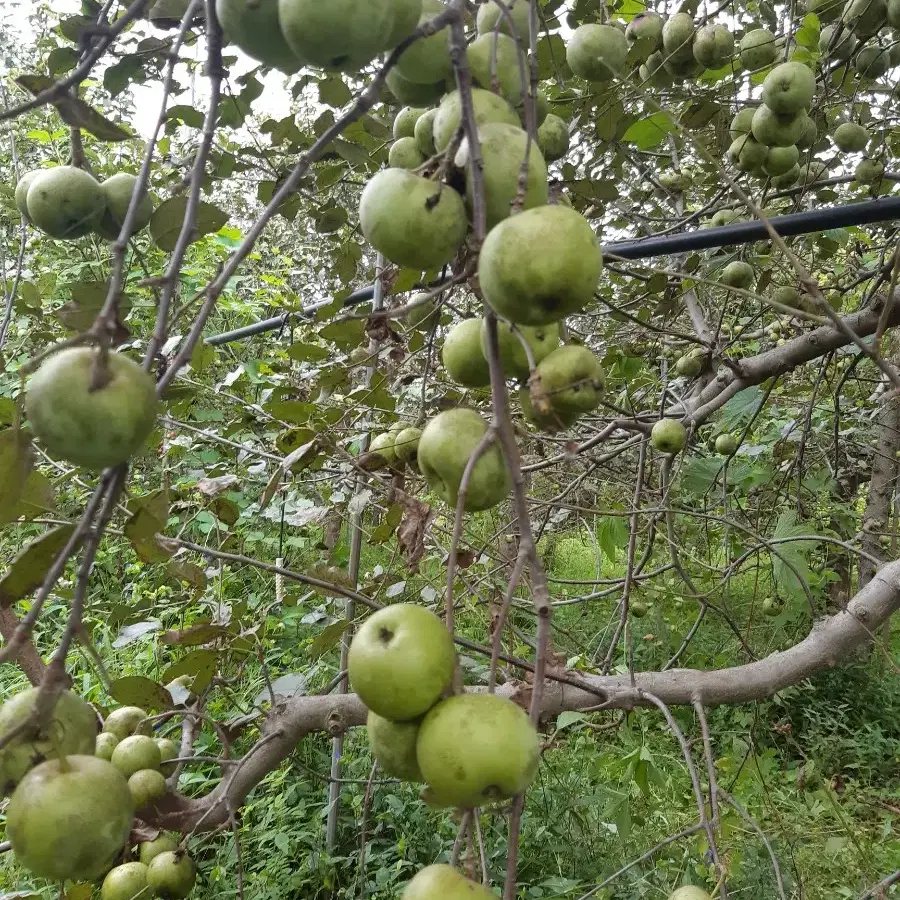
(15, 167), (154, 242)
(0, 691), (196, 897)
(349, 604), (541, 808)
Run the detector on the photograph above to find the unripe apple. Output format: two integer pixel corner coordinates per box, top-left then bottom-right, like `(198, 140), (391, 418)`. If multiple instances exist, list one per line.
(348, 604), (456, 721)
(720, 260), (755, 289)
(393, 106), (427, 140)
(367, 711), (423, 781)
(417, 408), (511, 511)
(567, 23), (629, 81)
(485, 320), (560, 381)
(693, 23), (734, 69)
(389, 137), (426, 170)
(715, 433), (738, 455)
(128, 767), (167, 808)
(651, 418), (688, 454)
(761, 62), (816, 115)
(855, 157), (884, 182)
(101, 861), (150, 900)
(403, 865), (495, 900)
(111, 734), (163, 778)
(763, 144), (800, 176)
(432, 88), (519, 153)
(740, 28), (778, 69)
(413, 108), (437, 156)
(537, 113), (570, 161)
(147, 850), (197, 899)
(442, 319), (491, 388)
(416, 693), (540, 807)
(103, 706), (149, 740)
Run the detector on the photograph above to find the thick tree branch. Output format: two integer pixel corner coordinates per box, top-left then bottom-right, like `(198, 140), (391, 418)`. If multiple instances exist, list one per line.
(145, 558), (900, 834)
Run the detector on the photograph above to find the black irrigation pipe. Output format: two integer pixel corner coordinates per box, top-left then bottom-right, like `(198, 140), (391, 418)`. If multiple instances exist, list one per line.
(205, 196), (900, 347)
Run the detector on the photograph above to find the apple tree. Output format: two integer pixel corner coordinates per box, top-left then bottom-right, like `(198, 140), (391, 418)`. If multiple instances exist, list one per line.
(0, 0), (899, 897)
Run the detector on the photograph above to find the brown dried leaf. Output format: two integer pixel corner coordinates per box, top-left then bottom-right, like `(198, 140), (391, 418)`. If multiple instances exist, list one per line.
(397, 495), (435, 572)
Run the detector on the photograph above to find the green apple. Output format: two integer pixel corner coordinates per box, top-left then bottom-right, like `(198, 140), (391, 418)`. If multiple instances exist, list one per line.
(414, 108), (437, 156)
(103, 706), (149, 741)
(693, 23), (734, 68)
(720, 260), (755, 289)
(217, 0), (301, 71)
(763, 144), (799, 175)
(403, 865), (495, 900)
(96, 173), (154, 241)
(417, 408), (511, 511)
(730, 135), (768, 172)
(416, 693), (540, 807)
(537, 113), (570, 161)
(675, 351), (704, 377)
(773, 285), (804, 308)
(662, 12), (696, 62)
(14, 170), (40, 220)
(833, 121), (869, 151)
(476, 0), (530, 41)
(486, 320), (560, 381)
(651, 418), (687, 454)
(359, 169), (467, 271)
(147, 851), (196, 900)
(715, 433), (738, 455)
(566, 23), (629, 81)
(729, 106), (756, 139)
(386, 68), (447, 105)
(156, 737), (178, 774)
(128, 768), (167, 808)
(348, 603), (456, 720)
(432, 88), (520, 153)
(276, 0), (395, 71)
(663, 53), (705, 78)
(659, 170), (690, 191)
(796, 115), (819, 149)
(626, 11), (664, 55)
(139, 834), (179, 866)
(842, 0), (887, 34)
(455, 123), (548, 229)
(806, 0), (844, 19)
(740, 28), (778, 69)
(535, 344), (604, 418)
(389, 137), (426, 169)
(442, 319), (491, 388)
(630, 600), (650, 618)
(369, 432), (398, 466)
(819, 22), (858, 57)
(26, 166), (106, 240)
(854, 39), (891, 77)
(393, 106), (427, 140)
(762, 597), (784, 616)
(101, 862), (150, 900)
(520, 385), (579, 432)
(468, 32), (527, 105)
(478, 205), (603, 326)
(26, 348), (158, 470)
(6, 756), (134, 882)
(855, 157), (885, 182)
(383, 0), (424, 49)
(669, 888), (713, 900)
(367, 711), (423, 781)
(0, 688), (97, 793)
(751, 104), (808, 147)
(397, 0), (453, 84)
(111, 734), (162, 778)
(394, 427), (423, 464)
(761, 61), (816, 115)
(95, 731), (120, 761)
(640, 50), (674, 85)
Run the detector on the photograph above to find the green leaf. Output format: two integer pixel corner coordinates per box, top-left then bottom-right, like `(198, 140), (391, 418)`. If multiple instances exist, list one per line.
(308, 620), (351, 659)
(536, 34), (567, 80)
(56, 281), (133, 332)
(318, 75), (352, 108)
(597, 516), (628, 561)
(162, 649), (218, 691)
(109, 675), (173, 711)
(320, 319), (366, 347)
(125, 489), (174, 563)
(796, 13), (821, 49)
(47, 46), (79, 77)
(555, 710), (588, 731)
(14, 471), (57, 522)
(150, 197), (229, 251)
(166, 559), (207, 594)
(719, 385), (763, 430)
(0, 525), (75, 607)
(772, 510), (820, 599)
(166, 105), (205, 129)
(622, 112), (677, 149)
(0, 429), (35, 527)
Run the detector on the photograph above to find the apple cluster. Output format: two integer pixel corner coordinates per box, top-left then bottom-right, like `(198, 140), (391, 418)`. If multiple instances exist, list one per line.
(348, 603), (541, 805)
(15, 167), (154, 242)
(0, 691), (196, 898)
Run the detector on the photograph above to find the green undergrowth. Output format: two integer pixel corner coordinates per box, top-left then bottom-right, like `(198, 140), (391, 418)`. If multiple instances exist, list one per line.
(1, 524), (898, 900)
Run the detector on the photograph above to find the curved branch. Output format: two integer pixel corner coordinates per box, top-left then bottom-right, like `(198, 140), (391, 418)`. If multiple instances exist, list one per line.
(145, 558), (900, 834)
